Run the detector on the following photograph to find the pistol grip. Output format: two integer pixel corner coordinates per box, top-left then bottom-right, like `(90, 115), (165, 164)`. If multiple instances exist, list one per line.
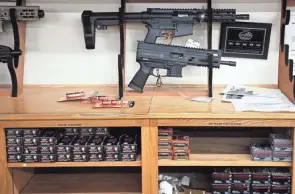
(82, 11), (95, 49)
(128, 63), (153, 92)
(144, 25), (161, 43)
(7, 59), (18, 97)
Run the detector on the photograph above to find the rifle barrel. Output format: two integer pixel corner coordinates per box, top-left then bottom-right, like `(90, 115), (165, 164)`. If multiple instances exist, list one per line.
(220, 61), (237, 67)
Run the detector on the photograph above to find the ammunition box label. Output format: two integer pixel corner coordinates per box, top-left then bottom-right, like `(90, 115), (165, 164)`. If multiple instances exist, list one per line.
(88, 146), (103, 154)
(40, 155), (56, 163)
(73, 146), (88, 154)
(121, 144), (137, 153)
(5, 129), (23, 137)
(40, 137), (56, 146)
(6, 146), (23, 154)
(40, 146), (55, 154)
(24, 146), (39, 154)
(73, 154), (88, 162)
(89, 153), (104, 161)
(23, 129), (40, 137)
(57, 154), (73, 162)
(104, 145), (120, 153)
(120, 153), (136, 161)
(7, 154), (23, 163)
(105, 153), (119, 161)
(23, 154), (39, 163)
(6, 138), (23, 146)
(56, 146), (72, 153)
(23, 138), (39, 146)
(80, 128), (95, 135)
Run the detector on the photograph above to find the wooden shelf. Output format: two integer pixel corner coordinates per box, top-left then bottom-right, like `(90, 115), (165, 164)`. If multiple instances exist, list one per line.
(8, 155), (141, 168)
(158, 154), (292, 167)
(21, 173), (141, 194)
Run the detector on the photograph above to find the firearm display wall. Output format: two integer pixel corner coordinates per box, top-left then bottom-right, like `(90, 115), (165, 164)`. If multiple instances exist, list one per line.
(0, 0), (281, 88)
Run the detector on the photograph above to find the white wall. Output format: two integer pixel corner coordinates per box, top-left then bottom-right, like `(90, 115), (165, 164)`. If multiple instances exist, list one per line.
(0, 0), (281, 86)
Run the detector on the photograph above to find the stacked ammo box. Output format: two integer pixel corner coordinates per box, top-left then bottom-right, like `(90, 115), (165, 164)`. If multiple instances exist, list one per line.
(158, 128), (190, 160)
(251, 133), (293, 162)
(6, 128), (138, 163)
(212, 167), (291, 194)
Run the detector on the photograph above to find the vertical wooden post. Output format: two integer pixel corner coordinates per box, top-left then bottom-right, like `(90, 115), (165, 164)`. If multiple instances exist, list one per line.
(141, 119), (150, 194)
(150, 119), (158, 194)
(292, 128), (295, 192)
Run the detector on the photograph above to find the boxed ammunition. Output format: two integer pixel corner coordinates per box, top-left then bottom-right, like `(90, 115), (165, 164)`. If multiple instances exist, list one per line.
(23, 137), (39, 146)
(6, 137), (23, 146)
(23, 128), (40, 137)
(272, 151), (292, 162)
(80, 128), (96, 135)
(250, 143), (272, 161)
(173, 151), (190, 160)
(23, 154), (39, 163)
(269, 134), (292, 148)
(271, 185), (291, 194)
(105, 153), (120, 161)
(120, 153), (137, 161)
(23, 146), (39, 154)
(251, 184), (271, 194)
(158, 151), (173, 160)
(95, 127), (110, 135)
(56, 135), (75, 154)
(73, 154), (88, 162)
(231, 184), (250, 194)
(212, 184), (231, 194)
(39, 129), (63, 146)
(271, 146), (293, 152)
(57, 153), (73, 162)
(40, 146), (56, 154)
(7, 154), (23, 163)
(40, 154), (56, 163)
(158, 128), (173, 141)
(120, 134), (138, 153)
(6, 146), (23, 154)
(251, 154), (272, 161)
(172, 135), (190, 152)
(89, 153), (104, 161)
(65, 128), (80, 135)
(72, 136), (90, 154)
(104, 136), (120, 153)
(251, 168), (271, 185)
(271, 168), (291, 186)
(158, 141), (172, 151)
(213, 168), (232, 184)
(231, 168), (252, 184)
(5, 128), (23, 137)
(87, 135), (105, 154)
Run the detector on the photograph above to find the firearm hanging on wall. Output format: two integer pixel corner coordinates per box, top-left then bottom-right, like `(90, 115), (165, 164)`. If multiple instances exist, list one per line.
(81, 8), (250, 49)
(0, 6), (45, 97)
(128, 41), (236, 93)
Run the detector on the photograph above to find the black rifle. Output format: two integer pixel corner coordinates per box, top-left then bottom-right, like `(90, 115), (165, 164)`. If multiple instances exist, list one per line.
(82, 8), (249, 49)
(128, 41), (236, 93)
(0, 6), (44, 97)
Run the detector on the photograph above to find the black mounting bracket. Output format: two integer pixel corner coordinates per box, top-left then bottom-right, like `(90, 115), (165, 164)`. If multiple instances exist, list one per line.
(117, 0), (126, 100)
(207, 0), (213, 97)
(289, 59), (293, 82)
(285, 44), (289, 66)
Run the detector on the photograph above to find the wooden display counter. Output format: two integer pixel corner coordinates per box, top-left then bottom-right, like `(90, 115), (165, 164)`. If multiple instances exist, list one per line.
(0, 86), (294, 194)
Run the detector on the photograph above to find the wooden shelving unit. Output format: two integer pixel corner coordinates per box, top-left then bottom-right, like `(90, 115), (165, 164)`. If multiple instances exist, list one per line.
(0, 86), (294, 194)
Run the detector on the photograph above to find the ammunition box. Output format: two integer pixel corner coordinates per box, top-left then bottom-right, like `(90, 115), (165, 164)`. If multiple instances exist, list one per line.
(231, 183), (250, 194)
(158, 141), (172, 151)
(65, 128), (80, 135)
(6, 137), (23, 146)
(251, 184), (271, 194)
(120, 153), (137, 161)
(72, 136), (90, 154)
(23, 146), (40, 154)
(80, 128), (96, 135)
(40, 154), (56, 163)
(89, 153), (104, 161)
(56, 135), (75, 154)
(39, 129), (63, 146)
(23, 128), (40, 137)
(95, 127), (110, 135)
(5, 128), (23, 137)
(105, 153), (120, 161)
(173, 151), (190, 160)
(271, 185), (291, 194)
(87, 135), (105, 154)
(40, 146), (56, 154)
(120, 134), (138, 153)
(232, 168), (252, 184)
(158, 151), (172, 160)
(271, 168), (291, 186)
(73, 154), (88, 162)
(213, 168), (232, 184)
(251, 168), (271, 184)
(23, 154), (39, 163)
(212, 183), (231, 194)
(7, 154), (23, 163)
(6, 146), (23, 154)
(23, 137), (39, 146)
(104, 136), (120, 153)
(57, 153), (73, 162)
(158, 128), (173, 141)
(172, 135), (190, 152)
